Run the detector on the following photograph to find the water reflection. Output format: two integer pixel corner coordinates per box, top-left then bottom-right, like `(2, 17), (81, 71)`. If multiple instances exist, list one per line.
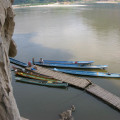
(14, 6), (120, 66)
(77, 6), (120, 66)
(13, 33), (73, 61)
(80, 7), (120, 33)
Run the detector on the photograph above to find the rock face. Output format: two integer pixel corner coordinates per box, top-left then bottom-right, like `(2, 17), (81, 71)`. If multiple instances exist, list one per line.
(0, 0), (21, 120)
(59, 105), (75, 120)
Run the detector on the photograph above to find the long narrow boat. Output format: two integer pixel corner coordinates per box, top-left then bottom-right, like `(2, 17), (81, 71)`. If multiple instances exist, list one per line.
(38, 60), (94, 65)
(10, 57), (28, 67)
(53, 68), (120, 78)
(14, 67), (54, 79)
(15, 77), (68, 88)
(34, 62), (108, 69)
(15, 71), (62, 83)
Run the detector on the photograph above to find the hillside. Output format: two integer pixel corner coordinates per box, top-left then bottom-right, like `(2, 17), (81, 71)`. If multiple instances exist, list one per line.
(13, 0), (72, 4)
(13, 0), (120, 4)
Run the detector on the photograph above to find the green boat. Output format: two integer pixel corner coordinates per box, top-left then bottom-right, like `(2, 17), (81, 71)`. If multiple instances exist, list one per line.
(15, 77), (68, 88)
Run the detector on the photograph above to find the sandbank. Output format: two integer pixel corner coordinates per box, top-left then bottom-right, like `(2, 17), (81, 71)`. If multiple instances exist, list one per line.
(12, 4), (86, 9)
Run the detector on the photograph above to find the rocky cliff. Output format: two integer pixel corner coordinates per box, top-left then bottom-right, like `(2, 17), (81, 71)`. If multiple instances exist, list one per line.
(0, 0), (25, 120)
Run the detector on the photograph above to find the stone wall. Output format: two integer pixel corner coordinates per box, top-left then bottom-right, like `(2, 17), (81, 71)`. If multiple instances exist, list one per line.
(0, 0), (24, 120)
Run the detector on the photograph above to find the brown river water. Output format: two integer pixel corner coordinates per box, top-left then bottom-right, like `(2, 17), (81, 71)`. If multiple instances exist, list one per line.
(12, 3), (120, 120)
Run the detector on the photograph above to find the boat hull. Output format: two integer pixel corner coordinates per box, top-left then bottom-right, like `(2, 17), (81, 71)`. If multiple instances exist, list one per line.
(15, 77), (68, 88)
(15, 71), (62, 83)
(53, 68), (120, 78)
(35, 62), (108, 69)
(41, 60), (94, 65)
(10, 57), (28, 67)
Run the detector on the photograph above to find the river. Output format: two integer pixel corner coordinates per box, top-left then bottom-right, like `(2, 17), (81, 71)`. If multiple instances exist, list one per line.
(12, 3), (120, 120)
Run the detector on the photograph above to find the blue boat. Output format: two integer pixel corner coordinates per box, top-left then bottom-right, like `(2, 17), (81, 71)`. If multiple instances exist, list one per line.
(9, 57), (28, 67)
(15, 77), (68, 88)
(34, 62), (108, 69)
(53, 68), (120, 78)
(41, 60), (94, 65)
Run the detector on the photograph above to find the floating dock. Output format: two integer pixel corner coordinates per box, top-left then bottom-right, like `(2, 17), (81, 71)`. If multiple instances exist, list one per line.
(26, 66), (120, 112)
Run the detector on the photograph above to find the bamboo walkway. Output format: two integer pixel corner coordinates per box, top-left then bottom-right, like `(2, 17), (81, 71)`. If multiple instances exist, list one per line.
(27, 66), (120, 111)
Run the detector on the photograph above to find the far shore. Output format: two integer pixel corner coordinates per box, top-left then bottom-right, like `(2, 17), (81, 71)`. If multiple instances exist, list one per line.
(12, 1), (120, 9)
(12, 4), (86, 9)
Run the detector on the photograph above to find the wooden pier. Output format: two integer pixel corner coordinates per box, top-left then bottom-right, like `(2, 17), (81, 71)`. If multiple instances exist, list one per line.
(86, 84), (120, 111)
(27, 66), (91, 89)
(27, 66), (120, 112)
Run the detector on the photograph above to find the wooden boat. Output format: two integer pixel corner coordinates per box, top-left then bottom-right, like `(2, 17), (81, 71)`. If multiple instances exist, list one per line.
(34, 62), (108, 69)
(10, 57), (28, 67)
(15, 71), (62, 83)
(15, 77), (68, 88)
(36, 60), (94, 65)
(53, 68), (120, 78)
(13, 67), (54, 79)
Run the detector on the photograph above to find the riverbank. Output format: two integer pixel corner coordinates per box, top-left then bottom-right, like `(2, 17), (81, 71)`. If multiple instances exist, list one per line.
(12, 1), (120, 9)
(12, 3), (86, 9)
(96, 1), (120, 3)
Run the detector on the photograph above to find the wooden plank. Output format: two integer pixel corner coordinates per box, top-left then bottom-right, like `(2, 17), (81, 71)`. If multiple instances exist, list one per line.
(26, 66), (90, 89)
(86, 84), (120, 110)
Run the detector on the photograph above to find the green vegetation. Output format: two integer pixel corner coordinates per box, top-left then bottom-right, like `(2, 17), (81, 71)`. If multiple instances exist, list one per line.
(13, 0), (120, 5)
(13, 0), (80, 5)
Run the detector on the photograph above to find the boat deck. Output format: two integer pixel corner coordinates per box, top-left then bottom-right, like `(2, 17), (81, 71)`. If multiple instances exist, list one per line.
(26, 65), (120, 112)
